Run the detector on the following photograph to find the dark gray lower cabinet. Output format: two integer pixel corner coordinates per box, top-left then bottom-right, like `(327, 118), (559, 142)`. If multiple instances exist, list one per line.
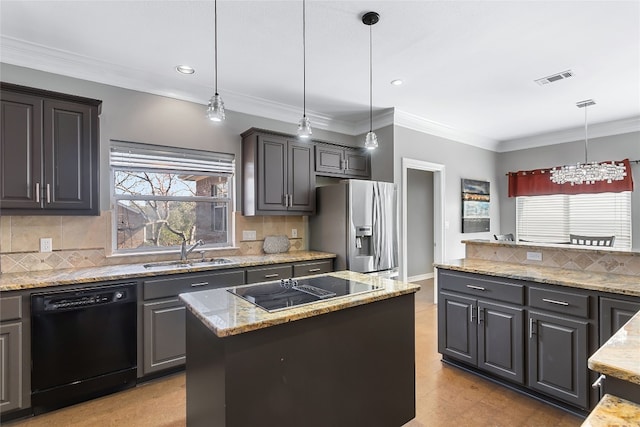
(599, 296), (640, 344)
(140, 269), (245, 376)
(143, 299), (187, 374)
(438, 292), (524, 384)
(0, 322), (23, 413)
(527, 310), (589, 409)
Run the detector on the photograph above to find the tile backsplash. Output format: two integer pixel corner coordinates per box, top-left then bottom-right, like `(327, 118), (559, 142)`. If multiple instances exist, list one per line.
(0, 212), (307, 273)
(465, 240), (640, 277)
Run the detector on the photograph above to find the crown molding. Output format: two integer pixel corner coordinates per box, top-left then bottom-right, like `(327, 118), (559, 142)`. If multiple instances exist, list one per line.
(497, 116), (640, 152)
(0, 35), (358, 134)
(393, 109), (500, 151)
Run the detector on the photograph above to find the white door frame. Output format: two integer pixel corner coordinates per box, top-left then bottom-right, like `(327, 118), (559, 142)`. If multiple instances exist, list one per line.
(400, 158), (445, 302)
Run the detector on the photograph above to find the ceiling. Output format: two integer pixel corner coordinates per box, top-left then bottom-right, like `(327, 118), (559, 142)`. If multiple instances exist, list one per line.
(1, 1), (639, 151)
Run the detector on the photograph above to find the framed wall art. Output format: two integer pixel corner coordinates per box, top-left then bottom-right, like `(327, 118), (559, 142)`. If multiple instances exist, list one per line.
(461, 178), (490, 233)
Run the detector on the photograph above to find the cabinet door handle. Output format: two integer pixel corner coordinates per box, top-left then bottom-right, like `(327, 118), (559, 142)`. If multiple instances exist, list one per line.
(46, 184), (51, 203)
(345, 159), (349, 170)
(283, 194), (288, 207)
(529, 318), (536, 339)
(591, 374), (606, 389)
(190, 282), (209, 287)
(264, 273), (280, 278)
(35, 182), (41, 203)
(288, 194), (292, 207)
(478, 306), (484, 324)
(466, 284), (486, 291)
(308, 268), (321, 273)
(469, 305), (476, 323)
(542, 298), (569, 306)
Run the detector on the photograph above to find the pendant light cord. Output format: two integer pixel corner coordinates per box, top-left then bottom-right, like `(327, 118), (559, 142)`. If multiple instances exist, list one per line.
(369, 22), (372, 132)
(584, 104), (588, 163)
(214, 0), (218, 95)
(303, 0), (306, 117)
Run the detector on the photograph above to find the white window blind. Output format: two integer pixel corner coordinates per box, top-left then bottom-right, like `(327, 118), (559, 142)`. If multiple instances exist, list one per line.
(110, 140), (234, 175)
(516, 192), (632, 249)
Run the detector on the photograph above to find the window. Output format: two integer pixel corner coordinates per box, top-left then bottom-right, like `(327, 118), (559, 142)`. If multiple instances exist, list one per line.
(110, 141), (234, 253)
(516, 192), (632, 249)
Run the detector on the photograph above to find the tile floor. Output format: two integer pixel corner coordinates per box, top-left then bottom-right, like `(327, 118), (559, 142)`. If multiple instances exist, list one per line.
(7, 279), (583, 427)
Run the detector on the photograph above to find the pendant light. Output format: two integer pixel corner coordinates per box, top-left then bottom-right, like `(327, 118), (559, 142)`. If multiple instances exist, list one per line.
(550, 100), (627, 185)
(297, 0), (312, 138)
(206, 0), (225, 122)
(362, 12), (379, 150)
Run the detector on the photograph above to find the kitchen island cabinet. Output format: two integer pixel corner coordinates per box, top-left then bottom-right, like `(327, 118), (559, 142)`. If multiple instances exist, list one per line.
(181, 271), (419, 427)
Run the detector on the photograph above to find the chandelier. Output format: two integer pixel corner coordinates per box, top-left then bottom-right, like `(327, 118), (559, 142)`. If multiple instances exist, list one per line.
(550, 100), (627, 185)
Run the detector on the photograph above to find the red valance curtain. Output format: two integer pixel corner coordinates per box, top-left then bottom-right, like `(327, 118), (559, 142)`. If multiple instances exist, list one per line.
(508, 159), (634, 197)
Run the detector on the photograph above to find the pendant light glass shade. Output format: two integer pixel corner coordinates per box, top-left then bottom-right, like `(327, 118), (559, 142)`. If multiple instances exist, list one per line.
(297, 0), (312, 138)
(206, 0), (225, 122)
(550, 100), (627, 185)
(362, 12), (379, 150)
(364, 131), (378, 150)
(297, 116), (312, 138)
(206, 93), (225, 122)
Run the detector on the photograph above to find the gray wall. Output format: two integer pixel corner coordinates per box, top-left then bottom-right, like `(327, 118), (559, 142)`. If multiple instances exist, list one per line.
(407, 169), (434, 277)
(497, 132), (640, 249)
(0, 63), (359, 212)
(393, 126), (500, 261)
(367, 124), (394, 183)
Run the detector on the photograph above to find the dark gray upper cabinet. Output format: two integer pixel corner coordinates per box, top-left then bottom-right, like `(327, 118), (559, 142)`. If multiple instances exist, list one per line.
(0, 83), (101, 215)
(315, 143), (370, 178)
(242, 128), (315, 216)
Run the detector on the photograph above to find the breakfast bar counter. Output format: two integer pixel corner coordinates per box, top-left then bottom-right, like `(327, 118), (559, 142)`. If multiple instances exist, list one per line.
(180, 271), (420, 427)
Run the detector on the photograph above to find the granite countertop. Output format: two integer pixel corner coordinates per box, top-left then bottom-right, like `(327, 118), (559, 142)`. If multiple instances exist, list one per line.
(179, 270), (421, 338)
(435, 258), (640, 297)
(0, 251), (336, 292)
(581, 394), (640, 427)
(588, 310), (640, 386)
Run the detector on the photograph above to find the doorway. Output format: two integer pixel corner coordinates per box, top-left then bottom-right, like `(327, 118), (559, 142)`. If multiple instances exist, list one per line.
(400, 158), (445, 303)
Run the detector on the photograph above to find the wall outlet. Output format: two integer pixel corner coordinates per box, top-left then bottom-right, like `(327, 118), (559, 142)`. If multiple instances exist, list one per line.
(291, 228), (298, 238)
(526, 251), (543, 261)
(40, 237), (53, 253)
(242, 230), (257, 241)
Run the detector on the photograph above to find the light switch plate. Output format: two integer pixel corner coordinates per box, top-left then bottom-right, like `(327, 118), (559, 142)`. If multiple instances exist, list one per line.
(526, 251), (542, 261)
(242, 230), (257, 241)
(291, 228), (298, 238)
(40, 237), (52, 253)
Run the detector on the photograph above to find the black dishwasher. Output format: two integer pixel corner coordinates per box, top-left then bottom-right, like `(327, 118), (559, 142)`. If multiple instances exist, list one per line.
(31, 283), (137, 415)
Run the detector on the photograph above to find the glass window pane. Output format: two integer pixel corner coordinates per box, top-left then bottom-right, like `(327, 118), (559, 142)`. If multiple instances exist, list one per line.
(114, 171), (228, 197)
(116, 199), (229, 250)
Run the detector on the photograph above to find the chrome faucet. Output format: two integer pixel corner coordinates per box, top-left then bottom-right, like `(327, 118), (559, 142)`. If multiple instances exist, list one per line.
(181, 239), (204, 261)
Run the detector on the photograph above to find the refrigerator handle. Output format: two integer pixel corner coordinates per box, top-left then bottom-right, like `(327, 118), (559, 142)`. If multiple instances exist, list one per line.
(372, 183), (382, 269)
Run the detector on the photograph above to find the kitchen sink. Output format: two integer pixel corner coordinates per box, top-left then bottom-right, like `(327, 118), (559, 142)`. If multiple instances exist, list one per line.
(142, 258), (234, 269)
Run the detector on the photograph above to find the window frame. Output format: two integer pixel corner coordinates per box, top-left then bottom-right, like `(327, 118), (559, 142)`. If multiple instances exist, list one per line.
(109, 141), (235, 255)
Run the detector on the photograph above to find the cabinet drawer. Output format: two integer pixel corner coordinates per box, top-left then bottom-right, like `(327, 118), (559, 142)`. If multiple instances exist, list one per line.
(0, 295), (22, 321)
(529, 286), (590, 318)
(246, 265), (293, 284)
(143, 270), (245, 300)
(438, 270), (524, 305)
(293, 260), (333, 277)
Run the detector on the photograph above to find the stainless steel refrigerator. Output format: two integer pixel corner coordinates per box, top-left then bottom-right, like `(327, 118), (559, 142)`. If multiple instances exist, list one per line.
(309, 180), (398, 276)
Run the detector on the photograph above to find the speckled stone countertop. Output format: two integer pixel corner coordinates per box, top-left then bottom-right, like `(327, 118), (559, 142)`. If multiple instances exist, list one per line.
(0, 251), (336, 292)
(179, 270), (421, 338)
(581, 394), (640, 427)
(588, 310), (640, 386)
(435, 258), (640, 297)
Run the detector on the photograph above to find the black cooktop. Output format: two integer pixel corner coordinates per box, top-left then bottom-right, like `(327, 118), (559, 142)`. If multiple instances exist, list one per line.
(228, 276), (382, 313)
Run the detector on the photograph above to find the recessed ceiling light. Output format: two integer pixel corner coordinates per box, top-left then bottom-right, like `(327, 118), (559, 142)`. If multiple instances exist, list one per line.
(176, 65), (195, 75)
(390, 79), (403, 86)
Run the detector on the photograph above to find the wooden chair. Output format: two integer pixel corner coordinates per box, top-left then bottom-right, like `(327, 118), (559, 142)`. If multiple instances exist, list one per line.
(494, 233), (514, 241)
(569, 234), (615, 247)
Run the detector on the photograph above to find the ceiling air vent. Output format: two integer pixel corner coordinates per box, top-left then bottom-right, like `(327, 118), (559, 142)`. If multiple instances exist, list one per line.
(534, 70), (574, 86)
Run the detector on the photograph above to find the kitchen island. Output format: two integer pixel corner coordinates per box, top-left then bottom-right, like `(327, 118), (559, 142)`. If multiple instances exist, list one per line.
(180, 271), (420, 427)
